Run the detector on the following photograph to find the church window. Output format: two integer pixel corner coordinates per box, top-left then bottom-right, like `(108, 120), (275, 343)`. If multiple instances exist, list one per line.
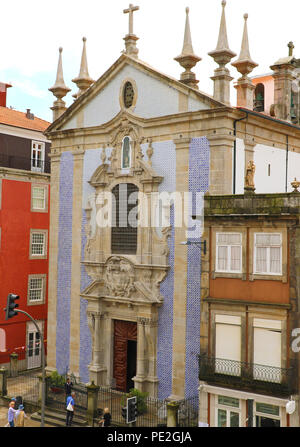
(253, 84), (265, 112)
(123, 81), (135, 108)
(121, 136), (131, 169)
(111, 183), (138, 254)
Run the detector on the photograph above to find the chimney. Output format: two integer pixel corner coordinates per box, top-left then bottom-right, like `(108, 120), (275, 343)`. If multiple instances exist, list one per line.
(26, 109), (35, 120)
(0, 82), (12, 107)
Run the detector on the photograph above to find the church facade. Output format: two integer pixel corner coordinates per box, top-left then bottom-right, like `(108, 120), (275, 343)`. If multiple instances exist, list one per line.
(45, 1), (300, 412)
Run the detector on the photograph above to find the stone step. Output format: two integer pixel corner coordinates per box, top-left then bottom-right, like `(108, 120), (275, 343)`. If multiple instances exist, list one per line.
(31, 408), (88, 427)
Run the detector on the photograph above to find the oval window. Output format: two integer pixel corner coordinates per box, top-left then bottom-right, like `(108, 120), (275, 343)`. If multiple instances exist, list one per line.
(123, 81), (135, 108)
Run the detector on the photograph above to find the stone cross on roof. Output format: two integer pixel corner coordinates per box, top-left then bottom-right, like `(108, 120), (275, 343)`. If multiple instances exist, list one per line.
(123, 4), (139, 36)
(288, 41), (295, 57)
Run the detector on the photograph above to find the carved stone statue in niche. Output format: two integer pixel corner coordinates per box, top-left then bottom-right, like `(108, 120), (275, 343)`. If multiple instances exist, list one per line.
(245, 160), (256, 190)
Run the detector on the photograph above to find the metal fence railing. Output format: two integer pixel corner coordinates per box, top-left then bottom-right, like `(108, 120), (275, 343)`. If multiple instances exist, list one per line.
(96, 387), (199, 427)
(199, 354), (296, 396)
(6, 373), (39, 404)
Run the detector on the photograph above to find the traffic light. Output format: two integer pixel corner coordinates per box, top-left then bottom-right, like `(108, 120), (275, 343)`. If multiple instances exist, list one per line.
(122, 406), (127, 420)
(127, 396), (137, 424)
(5, 294), (19, 320)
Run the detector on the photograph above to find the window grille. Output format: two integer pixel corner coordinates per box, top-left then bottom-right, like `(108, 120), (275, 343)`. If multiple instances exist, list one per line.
(29, 277), (43, 302)
(111, 184), (138, 254)
(31, 233), (45, 256)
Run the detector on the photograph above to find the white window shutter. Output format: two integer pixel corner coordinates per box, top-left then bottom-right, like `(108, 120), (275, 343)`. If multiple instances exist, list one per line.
(230, 245), (241, 272)
(270, 247), (281, 274)
(217, 246), (227, 271)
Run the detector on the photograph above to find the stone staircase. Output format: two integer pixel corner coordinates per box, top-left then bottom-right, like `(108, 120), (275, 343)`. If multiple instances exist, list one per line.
(31, 407), (89, 427)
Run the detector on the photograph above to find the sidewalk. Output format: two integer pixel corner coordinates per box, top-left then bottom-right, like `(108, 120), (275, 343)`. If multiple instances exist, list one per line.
(0, 406), (53, 427)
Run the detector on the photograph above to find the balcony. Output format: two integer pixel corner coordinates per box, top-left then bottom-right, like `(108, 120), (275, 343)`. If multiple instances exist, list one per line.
(199, 354), (296, 397)
(0, 154), (50, 173)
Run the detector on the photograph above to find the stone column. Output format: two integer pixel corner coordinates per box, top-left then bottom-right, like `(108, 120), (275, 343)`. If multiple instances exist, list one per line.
(46, 151), (61, 373)
(10, 353), (18, 378)
(198, 382), (209, 425)
(134, 318), (146, 392)
(86, 381), (100, 426)
(208, 134), (235, 195)
(89, 312), (107, 386)
(171, 137), (190, 399)
(0, 368), (8, 396)
(69, 148), (85, 377)
(271, 63), (297, 122)
(167, 401), (179, 427)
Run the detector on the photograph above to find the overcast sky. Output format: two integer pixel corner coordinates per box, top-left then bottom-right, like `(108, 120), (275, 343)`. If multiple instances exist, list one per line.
(1, 0), (299, 123)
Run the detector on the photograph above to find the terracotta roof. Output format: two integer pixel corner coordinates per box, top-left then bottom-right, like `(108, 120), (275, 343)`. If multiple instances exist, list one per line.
(0, 106), (50, 132)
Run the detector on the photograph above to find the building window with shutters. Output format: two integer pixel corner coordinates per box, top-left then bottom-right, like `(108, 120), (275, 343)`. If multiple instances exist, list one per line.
(254, 233), (282, 275)
(214, 315), (242, 376)
(27, 274), (46, 305)
(216, 233), (242, 273)
(31, 185), (48, 212)
(252, 319), (282, 383)
(29, 229), (48, 259)
(111, 183), (138, 255)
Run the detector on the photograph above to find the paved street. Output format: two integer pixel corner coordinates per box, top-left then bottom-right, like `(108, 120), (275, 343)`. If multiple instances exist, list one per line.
(0, 406), (52, 427)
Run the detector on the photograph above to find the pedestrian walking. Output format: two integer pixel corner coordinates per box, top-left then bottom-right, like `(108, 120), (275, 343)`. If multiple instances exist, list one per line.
(99, 407), (112, 427)
(66, 391), (75, 426)
(64, 377), (73, 397)
(15, 404), (28, 427)
(7, 401), (17, 427)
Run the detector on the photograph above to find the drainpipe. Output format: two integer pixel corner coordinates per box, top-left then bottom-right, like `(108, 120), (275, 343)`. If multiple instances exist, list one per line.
(233, 112), (248, 194)
(285, 135), (289, 193)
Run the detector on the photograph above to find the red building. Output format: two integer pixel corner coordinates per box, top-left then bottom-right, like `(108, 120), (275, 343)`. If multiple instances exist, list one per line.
(0, 82), (50, 371)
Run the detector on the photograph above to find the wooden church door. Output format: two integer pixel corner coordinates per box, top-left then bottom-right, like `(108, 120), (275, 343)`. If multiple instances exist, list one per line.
(113, 320), (137, 392)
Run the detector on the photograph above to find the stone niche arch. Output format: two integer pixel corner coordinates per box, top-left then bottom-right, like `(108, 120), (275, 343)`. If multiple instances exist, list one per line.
(81, 117), (171, 396)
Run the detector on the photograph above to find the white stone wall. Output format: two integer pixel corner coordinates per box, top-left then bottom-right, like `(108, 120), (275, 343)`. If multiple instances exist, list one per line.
(235, 139), (300, 194)
(62, 64), (208, 130)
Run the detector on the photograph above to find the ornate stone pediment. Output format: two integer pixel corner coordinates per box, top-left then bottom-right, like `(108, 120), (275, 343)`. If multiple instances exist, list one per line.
(81, 256), (166, 304)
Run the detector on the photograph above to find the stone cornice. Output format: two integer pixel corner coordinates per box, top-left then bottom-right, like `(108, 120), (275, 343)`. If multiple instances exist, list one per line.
(0, 167), (50, 181)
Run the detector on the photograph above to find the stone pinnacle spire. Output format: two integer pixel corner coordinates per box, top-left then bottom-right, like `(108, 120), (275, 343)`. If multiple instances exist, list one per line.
(208, 0), (236, 104)
(72, 37), (95, 99)
(232, 14), (258, 109)
(216, 0), (230, 52)
(232, 13), (258, 77)
(49, 47), (71, 121)
(174, 7), (201, 89)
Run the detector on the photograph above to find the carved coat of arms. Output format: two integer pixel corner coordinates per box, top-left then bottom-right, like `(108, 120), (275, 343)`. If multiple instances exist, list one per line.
(105, 257), (135, 297)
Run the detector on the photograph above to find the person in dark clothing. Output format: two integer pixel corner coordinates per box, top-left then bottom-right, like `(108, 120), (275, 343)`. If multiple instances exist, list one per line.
(64, 377), (73, 396)
(99, 408), (112, 427)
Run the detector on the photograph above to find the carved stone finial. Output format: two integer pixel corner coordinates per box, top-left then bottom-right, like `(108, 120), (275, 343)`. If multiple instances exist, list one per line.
(291, 177), (300, 193)
(49, 47), (71, 121)
(72, 37), (95, 99)
(232, 13), (258, 78)
(208, 0), (236, 104)
(174, 7), (201, 89)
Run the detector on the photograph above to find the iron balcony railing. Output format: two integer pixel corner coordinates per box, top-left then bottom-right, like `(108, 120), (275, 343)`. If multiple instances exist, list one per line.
(0, 154), (50, 173)
(199, 354), (296, 397)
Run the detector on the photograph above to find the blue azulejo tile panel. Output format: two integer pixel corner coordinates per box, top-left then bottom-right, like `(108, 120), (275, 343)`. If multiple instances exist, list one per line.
(185, 137), (210, 399)
(56, 152), (74, 375)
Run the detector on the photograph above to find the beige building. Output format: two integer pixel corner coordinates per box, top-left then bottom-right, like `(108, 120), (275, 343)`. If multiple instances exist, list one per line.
(45, 1), (300, 423)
